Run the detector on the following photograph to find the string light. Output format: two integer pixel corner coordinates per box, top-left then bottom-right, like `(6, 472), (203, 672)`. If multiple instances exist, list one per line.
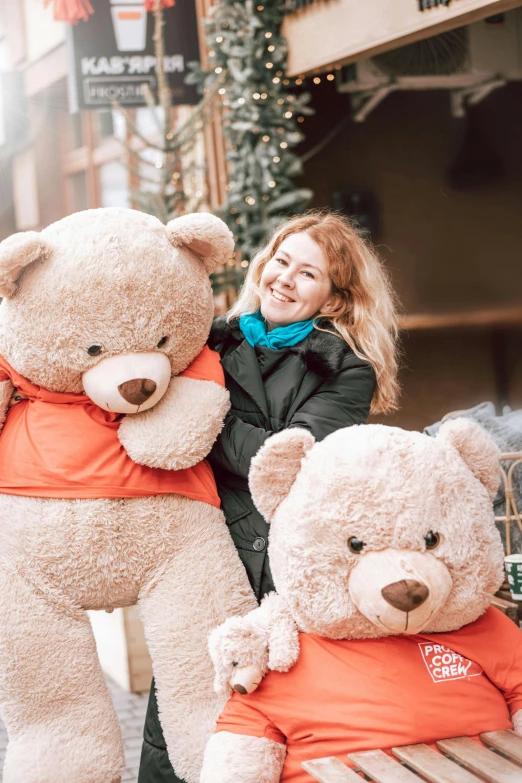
(327, 73), (335, 81)
(284, 111), (293, 119)
(280, 142), (288, 149)
(298, 116), (304, 123)
(313, 76), (321, 84)
(268, 45), (275, 52)
(208, 50), (215, 57)
(245, 196), (256, 205)
(218, 88), (226, 95)
(216, 36), (223, 43)
(283, 79), (289, 85)
(215, 66), (223, 74)
(277, 98), (284, 105)
(166, 132), (174, 140)
(272, 77), (280, 84)
(236, 217), (242, 224)
(265, 31), (272, 38)
(277, 127), (284, 134)
(273, 156), (280, 162)
(253, 92), (260, 100)
(276, 71), (283, 77)
(268, 180), (276, 187)
(262, 135), (270, 142)
(230, 208), (237, 214)
(257, 4), (264, 9)
(238, 97), (245, 105)
(241, 260), (249, 268)
(295, 78), (303, 85)
(266, 62), (274, 69)
(227, 258), (236, 266)
(260, 93), (267, 99)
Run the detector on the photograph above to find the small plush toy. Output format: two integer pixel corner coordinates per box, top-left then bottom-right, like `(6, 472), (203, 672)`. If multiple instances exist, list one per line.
(201, 422), (522, 783)
(0, 208), (256, 783)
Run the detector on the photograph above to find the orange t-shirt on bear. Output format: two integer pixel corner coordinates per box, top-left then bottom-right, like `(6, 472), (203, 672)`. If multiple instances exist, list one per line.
(216, 607), (522, 783)
(0, 346), (223, 506)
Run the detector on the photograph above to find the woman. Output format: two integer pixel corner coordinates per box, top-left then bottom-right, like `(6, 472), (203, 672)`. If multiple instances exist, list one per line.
(139, 210), (400, 782)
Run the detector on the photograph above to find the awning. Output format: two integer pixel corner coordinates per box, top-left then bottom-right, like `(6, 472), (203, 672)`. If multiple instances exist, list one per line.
(282, 0), (522, 76)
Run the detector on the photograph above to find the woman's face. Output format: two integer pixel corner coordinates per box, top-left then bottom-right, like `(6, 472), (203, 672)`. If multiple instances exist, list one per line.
(259, 232), (340, 328)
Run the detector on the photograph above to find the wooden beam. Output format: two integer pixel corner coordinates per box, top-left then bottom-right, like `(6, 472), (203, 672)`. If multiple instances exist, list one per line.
(398, 306), (522, 331)
(282, 0), (522, 76)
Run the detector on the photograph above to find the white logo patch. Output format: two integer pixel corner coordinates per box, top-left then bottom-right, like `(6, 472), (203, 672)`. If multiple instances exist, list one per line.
(419, 643), (483, 683)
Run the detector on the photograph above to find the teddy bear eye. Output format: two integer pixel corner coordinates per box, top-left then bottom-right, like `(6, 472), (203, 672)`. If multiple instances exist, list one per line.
(87, 345), (103, 356)
(157, 336), (168, 348)
(425, 531), (440, 550)
(348, 536), (365, 554)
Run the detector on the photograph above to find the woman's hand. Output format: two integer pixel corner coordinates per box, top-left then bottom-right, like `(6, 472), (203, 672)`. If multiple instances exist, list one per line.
(8, 389), (27, 407)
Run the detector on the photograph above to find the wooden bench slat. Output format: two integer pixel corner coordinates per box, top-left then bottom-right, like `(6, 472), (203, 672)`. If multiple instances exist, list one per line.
(491, 596), (520, 625)
(392, 743), (484, 783)
(480, 730), (522, 766)
(348, 749), (421, 782)
(302, 756), (364, 782)
(437, 737), (522, 783)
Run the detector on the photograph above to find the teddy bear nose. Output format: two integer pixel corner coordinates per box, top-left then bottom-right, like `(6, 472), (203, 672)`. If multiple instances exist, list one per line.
(381, 579), (429, 613)
(118, 378), (157, 406)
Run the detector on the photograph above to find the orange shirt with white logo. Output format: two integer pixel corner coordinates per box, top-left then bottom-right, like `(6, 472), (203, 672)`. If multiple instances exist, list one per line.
(0, 347), (223, 506)
(215, 607), (522, 782)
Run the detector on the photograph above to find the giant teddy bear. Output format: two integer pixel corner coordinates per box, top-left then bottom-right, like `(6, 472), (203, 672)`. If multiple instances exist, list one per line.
(0, 208), (257, 783)
(201, 421), (522, 782)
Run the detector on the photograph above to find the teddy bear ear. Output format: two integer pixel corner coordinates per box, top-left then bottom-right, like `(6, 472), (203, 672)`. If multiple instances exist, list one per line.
(166, 213), (235, 274)
(437, 418), (500, 501)
(249, 429), (316, 521)
(0, 231), (51, 298)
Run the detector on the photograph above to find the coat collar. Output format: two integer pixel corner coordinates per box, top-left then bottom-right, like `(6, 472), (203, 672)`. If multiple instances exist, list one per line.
(209, 316), (350, 381)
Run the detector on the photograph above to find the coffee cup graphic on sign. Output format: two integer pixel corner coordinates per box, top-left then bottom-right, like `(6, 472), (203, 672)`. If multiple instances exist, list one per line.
(110, 0), (147, 52)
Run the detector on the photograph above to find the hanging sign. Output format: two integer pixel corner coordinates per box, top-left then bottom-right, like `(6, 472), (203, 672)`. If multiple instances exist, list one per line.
(67, 0), (200, 110)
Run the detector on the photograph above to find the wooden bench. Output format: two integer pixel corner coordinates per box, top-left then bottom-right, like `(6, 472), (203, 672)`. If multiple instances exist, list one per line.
(302, 730), (522, 782)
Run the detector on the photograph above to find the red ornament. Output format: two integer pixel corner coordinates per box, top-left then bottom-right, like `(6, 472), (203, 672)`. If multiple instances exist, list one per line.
(143, 0), (176, 9)
(44, 0), (175, 24)
(44, 0), (94, 23)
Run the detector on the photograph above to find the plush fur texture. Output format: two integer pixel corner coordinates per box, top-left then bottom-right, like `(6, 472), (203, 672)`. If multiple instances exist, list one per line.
(119, 377), (230, 470)
(249, 429), (315, 521)
(209, 592), (299, 696)
(166, 212), (234, 274)
(0, 208), (256, 783)
(0, 209), (233, 392)
(200, 732), (286, 783)
(205, 422), (520, 781)
(265, 422), (504, 639)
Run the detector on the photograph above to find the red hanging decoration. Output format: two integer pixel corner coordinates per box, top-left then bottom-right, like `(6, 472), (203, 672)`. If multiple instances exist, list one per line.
(44, 0), (94, 24)
(143, 0), (176, 9)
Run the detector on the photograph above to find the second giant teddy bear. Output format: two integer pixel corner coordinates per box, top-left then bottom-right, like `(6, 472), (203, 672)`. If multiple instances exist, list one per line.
(0, 208), (256, 783)
(202, 421), (522, 782)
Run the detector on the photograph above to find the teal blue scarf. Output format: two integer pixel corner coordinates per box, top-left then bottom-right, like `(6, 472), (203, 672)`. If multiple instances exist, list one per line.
(239, 310), (314, 349)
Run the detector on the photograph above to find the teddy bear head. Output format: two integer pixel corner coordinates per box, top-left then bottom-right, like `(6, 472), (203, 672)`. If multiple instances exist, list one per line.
(0, 208), (233, 410)
(249, 421), (504, 639)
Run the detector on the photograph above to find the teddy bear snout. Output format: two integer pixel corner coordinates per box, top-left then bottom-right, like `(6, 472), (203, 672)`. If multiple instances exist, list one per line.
(118, 378), (157, 406)
(82, 351), (172, 414)
(381, 579), (429, 613)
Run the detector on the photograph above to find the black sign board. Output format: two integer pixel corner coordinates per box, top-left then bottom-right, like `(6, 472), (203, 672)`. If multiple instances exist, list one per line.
(68, 0), (200, 111)
(419, 0), (453, 9)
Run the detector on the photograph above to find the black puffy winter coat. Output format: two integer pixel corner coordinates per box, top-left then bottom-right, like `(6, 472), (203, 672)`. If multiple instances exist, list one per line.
(138, 317), (376, 783)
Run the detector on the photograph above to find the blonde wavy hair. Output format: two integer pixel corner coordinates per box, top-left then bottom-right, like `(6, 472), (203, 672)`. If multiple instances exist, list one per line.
(227, 211), (400, 414)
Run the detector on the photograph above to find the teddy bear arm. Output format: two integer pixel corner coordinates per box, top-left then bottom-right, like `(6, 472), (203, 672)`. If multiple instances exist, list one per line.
(118, 376), (230, 470)
(0, 378), (14, 430)
(200, 732), (286, 783)
(513, 709), (522, 734)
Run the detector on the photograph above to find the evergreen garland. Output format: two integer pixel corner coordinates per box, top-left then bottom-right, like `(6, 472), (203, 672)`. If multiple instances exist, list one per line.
(187, 0), (314, 260)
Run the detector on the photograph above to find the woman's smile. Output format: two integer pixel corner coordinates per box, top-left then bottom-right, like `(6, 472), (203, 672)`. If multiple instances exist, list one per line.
(259, 232), (340, 328)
